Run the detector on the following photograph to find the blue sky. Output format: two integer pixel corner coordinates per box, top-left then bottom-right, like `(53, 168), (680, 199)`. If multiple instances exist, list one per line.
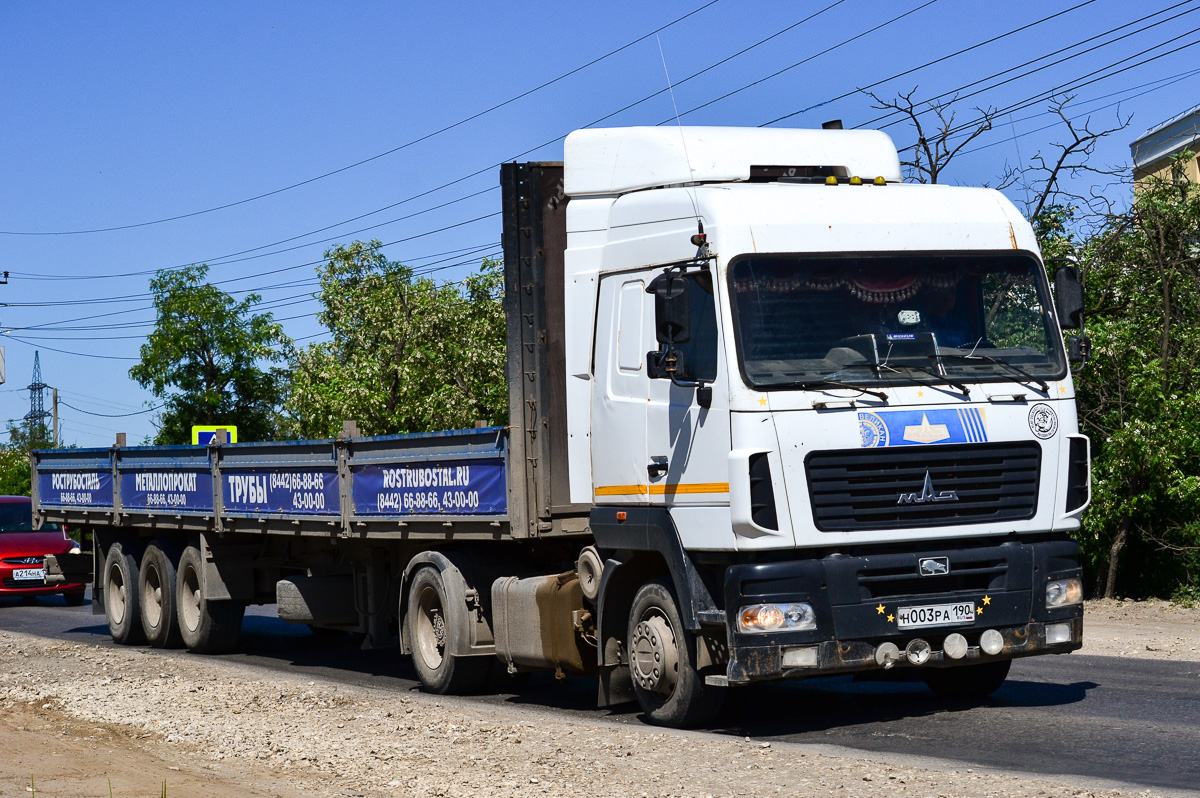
(2, 0), (1198, 446)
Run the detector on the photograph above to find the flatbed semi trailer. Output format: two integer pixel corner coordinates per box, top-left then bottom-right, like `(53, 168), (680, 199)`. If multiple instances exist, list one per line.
(35, 126), (1090, 728)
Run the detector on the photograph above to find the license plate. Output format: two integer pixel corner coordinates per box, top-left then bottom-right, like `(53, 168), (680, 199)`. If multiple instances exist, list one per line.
(12, 568), (45, 581)
(897, 601), (975, 629)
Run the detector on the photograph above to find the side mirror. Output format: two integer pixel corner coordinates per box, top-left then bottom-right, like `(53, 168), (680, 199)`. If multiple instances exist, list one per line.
(1053, 264), (1085, 330)
(647, 272), (691, 345)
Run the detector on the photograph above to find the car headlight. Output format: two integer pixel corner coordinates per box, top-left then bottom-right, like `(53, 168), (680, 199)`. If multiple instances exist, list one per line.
(738, 602), (816, 633)
(1045, 577), (1083, 607)
(69, 546), (82, 555)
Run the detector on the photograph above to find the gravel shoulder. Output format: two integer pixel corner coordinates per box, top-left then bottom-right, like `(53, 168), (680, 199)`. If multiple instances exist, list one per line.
(1, 598), (1197, 798)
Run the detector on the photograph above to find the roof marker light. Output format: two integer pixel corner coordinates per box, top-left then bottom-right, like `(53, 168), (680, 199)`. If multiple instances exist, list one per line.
(874, 176), (886, 185)
(849, 176), (863, 185)
(825, 176), (838, 186)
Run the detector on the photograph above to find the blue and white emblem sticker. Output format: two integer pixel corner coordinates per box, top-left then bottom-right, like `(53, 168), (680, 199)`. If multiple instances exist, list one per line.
(1027, 403), (1058, 439)
(858, 408), (989, 448)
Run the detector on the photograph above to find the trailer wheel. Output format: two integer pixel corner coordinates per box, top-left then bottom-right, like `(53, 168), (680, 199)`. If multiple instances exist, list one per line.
(922, 658), (1012, 700)
(627, 579), (724, 728)
(405, 567), (488, 694)
(103, 542), (145, 645)
(139, 542), (183, 648)
(176, 545), (244, 654)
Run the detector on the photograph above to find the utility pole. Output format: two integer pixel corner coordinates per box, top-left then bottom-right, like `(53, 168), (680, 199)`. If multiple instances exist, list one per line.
(52, 387), (59, 446)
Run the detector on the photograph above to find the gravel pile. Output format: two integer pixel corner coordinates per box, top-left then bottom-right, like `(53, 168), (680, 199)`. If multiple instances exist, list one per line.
(0, 621), (1180, 798)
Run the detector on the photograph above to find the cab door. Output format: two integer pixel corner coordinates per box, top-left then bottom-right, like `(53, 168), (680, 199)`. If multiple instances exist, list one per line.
(591, 275), (653, 504)
(645, 267), (734, 547)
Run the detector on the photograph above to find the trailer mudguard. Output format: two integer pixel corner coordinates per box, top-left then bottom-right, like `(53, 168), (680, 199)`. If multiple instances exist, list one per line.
(398, 550), (495, 657)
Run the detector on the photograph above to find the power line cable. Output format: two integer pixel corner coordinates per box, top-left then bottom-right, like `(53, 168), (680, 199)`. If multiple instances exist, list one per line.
(892, 28), (1200, 155)
(869, 1), (1200, 135)
(59, 400), (165, 418)
(11, 246), (503, 335)
(0, 2), (723, 237)
(5, 213), (501, 308)
(12, 1), (847, 281)
(760, 0), (1105, 126)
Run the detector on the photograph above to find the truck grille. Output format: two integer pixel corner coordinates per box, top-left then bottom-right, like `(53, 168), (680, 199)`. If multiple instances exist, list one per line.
(805, 442), (1041, 531)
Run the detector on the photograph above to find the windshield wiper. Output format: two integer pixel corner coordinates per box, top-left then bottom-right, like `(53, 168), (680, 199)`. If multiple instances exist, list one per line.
(936, 353), (1048, 393)
(797, 379), (888, 402)
(884, 363), (970, 397)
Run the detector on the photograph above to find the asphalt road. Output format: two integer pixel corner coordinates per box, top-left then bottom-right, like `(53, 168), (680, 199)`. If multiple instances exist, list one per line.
(3, 592), (1198, 794)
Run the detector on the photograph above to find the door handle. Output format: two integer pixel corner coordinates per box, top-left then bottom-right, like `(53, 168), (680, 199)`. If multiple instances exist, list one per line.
(647, 458), (668, 479)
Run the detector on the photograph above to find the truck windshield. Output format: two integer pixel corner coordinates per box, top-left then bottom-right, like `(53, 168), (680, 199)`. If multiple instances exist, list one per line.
(728, 253), (1066, 390)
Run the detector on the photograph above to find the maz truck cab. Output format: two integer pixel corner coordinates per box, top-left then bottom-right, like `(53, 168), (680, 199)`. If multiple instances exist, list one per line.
(562, 127), (1089, 726)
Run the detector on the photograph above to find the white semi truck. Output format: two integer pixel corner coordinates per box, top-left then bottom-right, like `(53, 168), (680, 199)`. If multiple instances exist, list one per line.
(35, 126), (1090, 728)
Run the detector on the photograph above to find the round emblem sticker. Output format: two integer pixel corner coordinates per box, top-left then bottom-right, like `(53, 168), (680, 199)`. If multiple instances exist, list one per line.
(859, 412), (889, 447)
(1027, 403), (1058, 439)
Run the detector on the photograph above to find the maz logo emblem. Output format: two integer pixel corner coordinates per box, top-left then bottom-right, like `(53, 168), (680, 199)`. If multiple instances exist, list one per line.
(897, 471), (959, 505)
(919, 557), (950, 576)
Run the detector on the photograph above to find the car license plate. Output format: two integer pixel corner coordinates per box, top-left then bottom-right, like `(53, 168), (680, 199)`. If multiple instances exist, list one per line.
(897, 601), (975, 629)
(12, 568), (45, 581)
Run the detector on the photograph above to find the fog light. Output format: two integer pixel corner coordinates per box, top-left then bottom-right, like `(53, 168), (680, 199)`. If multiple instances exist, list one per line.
(906, 638), (931, 665)
(1046, 578), (1083, 607)
(943, 633), (968, 660)
(737, 602), (816, 633)
(782, 646), (819, 668)
(875, 642), (901, 669)
(980, 629), (1004, 655)
(1045, 622), (1073, 645)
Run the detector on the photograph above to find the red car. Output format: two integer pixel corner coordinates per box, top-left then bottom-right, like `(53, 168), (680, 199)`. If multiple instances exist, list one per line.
(0, 496), (86, 605)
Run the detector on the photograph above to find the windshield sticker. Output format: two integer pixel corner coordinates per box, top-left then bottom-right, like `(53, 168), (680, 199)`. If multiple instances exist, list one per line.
(858, 408), (988, 448)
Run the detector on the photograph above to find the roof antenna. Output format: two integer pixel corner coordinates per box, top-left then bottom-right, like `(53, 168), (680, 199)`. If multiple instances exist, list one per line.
(656, 34), (706, 257)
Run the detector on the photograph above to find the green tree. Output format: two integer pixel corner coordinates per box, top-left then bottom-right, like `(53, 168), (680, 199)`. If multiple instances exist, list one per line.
(0, 421), (55, 496)
(130, 264), (289, 445)
(1075, 152), (1200, 598)
(287, 241), (506, 438)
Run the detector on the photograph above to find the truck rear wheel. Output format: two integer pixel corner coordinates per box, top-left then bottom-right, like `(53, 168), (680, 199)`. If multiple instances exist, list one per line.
(103, 542), (144, 645)
(139, 542), (183, 648)
(627, 579), (724, 728)
(176, 545), (244, 654)
(405, 567), (489, 694)
(922, 658), (1012, 700)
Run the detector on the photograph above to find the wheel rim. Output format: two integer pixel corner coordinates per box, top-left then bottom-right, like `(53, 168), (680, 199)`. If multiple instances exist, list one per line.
(142, 563), (163, 628)
(107, 561), (127, 625)
(413, 583), (447, 670)
(631, 610), (679, 697)
(179, 561), (202, 633)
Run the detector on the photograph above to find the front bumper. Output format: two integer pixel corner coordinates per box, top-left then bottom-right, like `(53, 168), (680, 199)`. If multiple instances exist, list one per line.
(726, 618), (1081, 683)
(718, 537), (1084, 685)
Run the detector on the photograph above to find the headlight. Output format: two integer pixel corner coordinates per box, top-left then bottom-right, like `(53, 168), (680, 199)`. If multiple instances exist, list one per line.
(1045, 577), (1083, 607)
(69, 546), (82, 555)
(738, 602), (816, 633)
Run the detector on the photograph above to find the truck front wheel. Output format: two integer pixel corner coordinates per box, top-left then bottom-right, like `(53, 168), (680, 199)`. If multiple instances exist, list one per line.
(922, 658), (1012, 700)
(103, 542), (144, 645)
(627, 579), (724, 728)
(405, 567), (489, 694)
(139, 542), (183, 648)
(176, 545), (244, 654)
